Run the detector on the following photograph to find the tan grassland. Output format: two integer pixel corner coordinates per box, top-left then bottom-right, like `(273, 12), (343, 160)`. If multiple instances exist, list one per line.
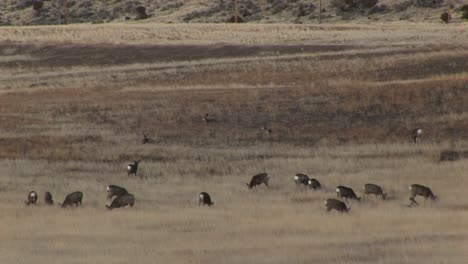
(0, 23), (467, 263)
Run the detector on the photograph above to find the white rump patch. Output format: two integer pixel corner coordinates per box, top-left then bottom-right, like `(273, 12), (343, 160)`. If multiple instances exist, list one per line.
(294, 176), (299, 181)
(325, 200), (328, 205)
(308, 180), (312, 185)
(127, 165), (131, 170)
(30, 192), (36, 197)
(336, 188), (340, 193)
(417, 129), (423, 134)
(199, 194), (204, 199)
(107, 186), (110, 192)
(409, 185), (412, 190)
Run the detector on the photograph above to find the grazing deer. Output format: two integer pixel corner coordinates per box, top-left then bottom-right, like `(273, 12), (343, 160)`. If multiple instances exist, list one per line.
(336, 186), (361, 201)
(199, 192), (214, 206)
(25, 191), (38, 206)
(363, 183), (387, 200)
(202, 113), (216, 123)
(59, 191), (83, 208)
(142, 132), (155, 144)
(106, 193), (135, 210)
(261, 125), (272, 134)
(294, 173), (310, 188)
(325, 198), (350, 213)
(246, 173), (271, 189)
(107, 185), (128, 200)
(409, 184), (436, 205)
(127, 160), (140, 176)
(44, 191), (54, 205)
(308, 178), (321, 190)
(412, 128), (423, 144)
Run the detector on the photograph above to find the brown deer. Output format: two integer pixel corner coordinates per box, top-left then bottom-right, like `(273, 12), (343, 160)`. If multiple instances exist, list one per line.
(202, 113), (216, 123)
(308, 178), (321, 190)
(336, 186), (361, 201)
(59, 191), (83, 208)
(261, 125), (272, 135)
(106, 193), (135, 210)
(107, 185), (128, 200)
(44, 191), (54, 205)
(363, 183), (387, 200)
(412, 128), (423, 144)
(246, 173), (270, 189)
(127, 160), (140, 176)
(409, 184), (436, 206)
(198, 192), (214, 206)
(142, 132), (156, 144)
(294, 173), (309, 188)
(25, 191), (38, 206)
(325, 198), (350, 213)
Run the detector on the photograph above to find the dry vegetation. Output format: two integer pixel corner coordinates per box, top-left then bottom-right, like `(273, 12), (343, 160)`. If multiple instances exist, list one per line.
(0, 23), (468, 263)
(1, 0), (467, 25)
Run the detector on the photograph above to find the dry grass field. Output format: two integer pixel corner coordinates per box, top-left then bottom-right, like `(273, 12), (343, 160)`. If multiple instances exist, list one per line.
(0, 23), (468, 263)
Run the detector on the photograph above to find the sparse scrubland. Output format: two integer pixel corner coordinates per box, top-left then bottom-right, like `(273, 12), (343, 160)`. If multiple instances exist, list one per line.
(0, 23), (467, 263)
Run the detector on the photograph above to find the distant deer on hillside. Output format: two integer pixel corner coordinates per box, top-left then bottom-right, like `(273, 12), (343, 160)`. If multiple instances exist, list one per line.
(142, 132), (156, 144)
(261, 125), (272, 135)
(127, 160), (140, 176)
(412, 128), (423, 144)
(202, 113), (216, 123)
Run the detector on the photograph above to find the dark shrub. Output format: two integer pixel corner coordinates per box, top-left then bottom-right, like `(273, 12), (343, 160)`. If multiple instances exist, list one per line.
(32, 1), (43, 10)
(135, 6), (149, 20)
(416, 0), (443, 8)
(440, 150), (460, 162)
(440, 11), (450, 23)
(461, 5), (468, 20)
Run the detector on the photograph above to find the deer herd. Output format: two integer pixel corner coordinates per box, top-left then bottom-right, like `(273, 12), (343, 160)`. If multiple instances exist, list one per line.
(23, 170), (437, 214)
(23, 126), (436, 213)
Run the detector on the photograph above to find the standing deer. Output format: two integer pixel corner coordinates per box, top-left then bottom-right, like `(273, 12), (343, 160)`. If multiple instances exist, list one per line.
(25, 191), (38, 206)
(409, 184), (436, 206)
(142, 132), (155, 144)
(199, 192), (214, 206)
(106, 193), (135, 210)
(59, 191), (83, 208)
(44, 191), (54, 205)
(127, 160), (140, 176)
(363, 183), (387, 200)
(336, 186), (361, 201)
(246, 173), (271, 189)
(412, 128), (423, 144)
(202, 113), (216, 123)
(261, 125), (272, 135)
(107, 185), (128, 200)
(325, 198), (350, 213)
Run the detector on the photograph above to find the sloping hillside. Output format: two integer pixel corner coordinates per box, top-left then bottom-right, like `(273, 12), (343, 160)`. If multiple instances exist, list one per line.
(0, 0), (467, 25)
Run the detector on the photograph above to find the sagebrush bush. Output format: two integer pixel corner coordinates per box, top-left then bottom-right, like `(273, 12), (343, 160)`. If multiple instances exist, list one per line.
(440, 11), (449, 23)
